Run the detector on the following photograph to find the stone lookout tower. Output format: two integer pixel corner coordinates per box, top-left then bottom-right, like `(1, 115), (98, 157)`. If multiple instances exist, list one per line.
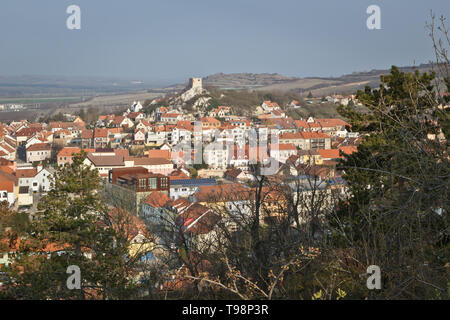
(189, 78), (202, 90)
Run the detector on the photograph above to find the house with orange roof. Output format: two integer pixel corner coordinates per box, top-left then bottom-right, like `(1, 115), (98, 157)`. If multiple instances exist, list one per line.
(208, 105), (231, 118)
(105, 167), (170, 214)
(48, 121), (83, 134)
(264, 117), (297, 134)
(73, 116), (85, 126)
(171, 121), (193, 145)
(127, 157), (174, 176)
(279, 132), (304, 148)
(315, 118), (349, 136)
(146, 126), (168, 145)
(338, 145), (358, 155)
(134, 129), (146, 144)
(270, 109), (286, 118)
(262, 100), (281, 112)
(296, 149), (323, 165)
(14, 127), (43, 144)
(16, 164), (54, 193)
(25, 134), (48, 149)
(53, 129), (74, 146)
(127, 112), (145, 122)
(200, 117), (221, 129)
(96, 114), (115, 127)
(26, 143), (51, 163)
(135, 120), (152, 132)
(109, 116), (134, 128)
(176, 202), (221, 250)
(154, 106), (168, 121)
(169, 168), (190, 181)
(80, 129), (93, 148)
(269, 143), (297, 163)
(0, 159), (16, 173)
(294, 119), (310, 131)
(188, 183), (254, 230)
(161, 113), (183, 124)
(140, 191), (171, 225)
(298, 131), (331, 150)
(83, 152), (127, 177)
(0, 179), (15, 206)
(318, 149), (342, 161)
(289, 100), (301, 108)
(0, 142), (16, 160)
(37, 130), (54, 143)
(147, 149), (171, 161)
(295, 118), (349, 136)
(93, 128), (109, 149)
(8, 121), (27, 135)
(0, 165), (19, 205)
(57, 147), (82, 166)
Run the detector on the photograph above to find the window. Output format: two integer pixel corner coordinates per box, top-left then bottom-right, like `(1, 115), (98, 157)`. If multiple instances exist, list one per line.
(161, 178), (168, 189)
(148, 178), (157, 190)
(139, 179), (146, 189)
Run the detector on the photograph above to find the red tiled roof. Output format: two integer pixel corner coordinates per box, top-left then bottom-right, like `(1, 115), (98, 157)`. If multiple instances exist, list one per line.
(148, 149), (171, 160)
(143, 191), (170, 208)
(318, 149), (341, 159)
(270, 143), (297, 151)
(16, 168), (38, 178)
(300, 132), (330, 139)
(200, 117), (221, 124)
(15, 127), (42, 137)
(339, 146), (358, 155)
(131, 157), (172, 166)
(162, 113), (181, 118)
(57, 147), (81, 158)
(0, 180), (14, 192)
(26, 143), (51, 151)
(280, 132), (302, 140)
(176, 121), (193, 131)
(81, 130), (93, 139)
(169, 169), (190, 180)
(94, 128), (108, 138)
(194, 184), (250, 202)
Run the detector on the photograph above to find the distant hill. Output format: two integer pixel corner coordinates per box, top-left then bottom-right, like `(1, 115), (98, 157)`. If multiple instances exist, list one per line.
(200, 64), (435, 96)
(203, 73), (299, 89)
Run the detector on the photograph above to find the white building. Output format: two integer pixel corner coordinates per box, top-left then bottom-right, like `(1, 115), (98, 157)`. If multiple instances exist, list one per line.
(130, 101), (143, 113)
(17, 166), (54, 193)
(26, 143), (51, 163)
(269, 143), (297, 163)
(203, 141), (228, 169)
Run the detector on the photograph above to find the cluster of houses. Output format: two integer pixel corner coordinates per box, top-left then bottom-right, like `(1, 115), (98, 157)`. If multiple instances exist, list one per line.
(0, 80), (365, 291)
(0, 91), (360, 208)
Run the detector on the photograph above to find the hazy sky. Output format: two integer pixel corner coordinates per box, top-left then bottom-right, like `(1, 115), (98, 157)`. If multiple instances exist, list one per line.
(0, 0), (449, 83)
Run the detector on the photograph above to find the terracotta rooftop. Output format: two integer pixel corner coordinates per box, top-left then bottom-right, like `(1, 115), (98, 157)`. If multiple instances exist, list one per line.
(86, 153), (124, 166)
(57, 147), (81, 158)
(143, 191), (170, 208)
(27, 143), (51, 151)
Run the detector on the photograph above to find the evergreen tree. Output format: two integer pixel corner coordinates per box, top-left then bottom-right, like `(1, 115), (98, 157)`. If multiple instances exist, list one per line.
(331, 66), (449, 299)
(5, 153), (141, 299)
